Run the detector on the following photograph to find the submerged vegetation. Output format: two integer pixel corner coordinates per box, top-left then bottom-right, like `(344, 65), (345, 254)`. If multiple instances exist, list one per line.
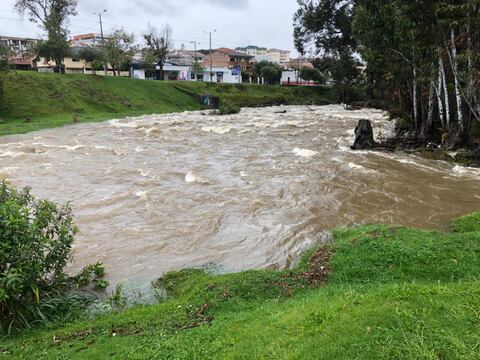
(0, 71), (334, 136)
(2, 202), (480, 358)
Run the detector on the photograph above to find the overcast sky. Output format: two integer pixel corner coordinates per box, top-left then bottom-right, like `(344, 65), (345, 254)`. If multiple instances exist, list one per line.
(1, 0), (300, 55)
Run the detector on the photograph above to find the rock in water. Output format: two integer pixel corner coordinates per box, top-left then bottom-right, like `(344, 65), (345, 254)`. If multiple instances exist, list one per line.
(351, 119), (377, 150)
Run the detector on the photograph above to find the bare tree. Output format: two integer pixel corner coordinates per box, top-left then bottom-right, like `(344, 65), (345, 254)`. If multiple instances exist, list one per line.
(15, 0), (77, 74)
(144, 24), (172, 81)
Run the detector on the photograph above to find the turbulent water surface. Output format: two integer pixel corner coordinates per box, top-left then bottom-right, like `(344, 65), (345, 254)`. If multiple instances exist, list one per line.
(2, 105), (480, 286)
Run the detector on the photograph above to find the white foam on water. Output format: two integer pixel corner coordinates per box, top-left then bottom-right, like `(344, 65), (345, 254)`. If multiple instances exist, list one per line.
(452, 165), (480, 179)
(185, 171), (211, 184)
(201, 126), (232, 135)
(347, 162), (377, 174)
(292, 148), (317, 157)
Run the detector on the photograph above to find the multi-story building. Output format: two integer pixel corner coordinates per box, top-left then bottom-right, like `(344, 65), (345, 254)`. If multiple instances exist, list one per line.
(167, 49), (205, 66)
(266, 49), (291, 67)
(203, 48), (253, 72)
(235, 46), (268, 62)
(71, 33), (106, 47)
(235, 45), (291, 67)
(0, 35), (39, 55)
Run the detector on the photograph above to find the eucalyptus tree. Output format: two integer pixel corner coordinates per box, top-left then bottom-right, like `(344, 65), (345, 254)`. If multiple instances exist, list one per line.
(295, 0), (480, 145)
(15, 0), (77, 74)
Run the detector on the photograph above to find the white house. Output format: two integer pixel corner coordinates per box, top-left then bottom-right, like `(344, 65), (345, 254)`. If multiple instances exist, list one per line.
(131, 63), (242, 84)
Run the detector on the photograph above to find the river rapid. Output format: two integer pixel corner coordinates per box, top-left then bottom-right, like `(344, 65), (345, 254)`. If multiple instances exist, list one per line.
(1, 105), (480, 286)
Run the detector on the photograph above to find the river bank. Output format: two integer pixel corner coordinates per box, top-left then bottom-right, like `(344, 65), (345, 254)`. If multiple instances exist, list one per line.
(3, 212), (480, 359)
(0, 71), (335, 136)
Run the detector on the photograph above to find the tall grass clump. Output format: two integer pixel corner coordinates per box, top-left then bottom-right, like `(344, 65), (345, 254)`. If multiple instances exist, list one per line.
(218, 101), (241, 115)
(0, 181), (102, 334)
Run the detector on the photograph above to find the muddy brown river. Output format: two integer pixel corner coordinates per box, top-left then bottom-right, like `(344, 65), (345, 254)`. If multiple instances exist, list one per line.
(1, 105), (480, 288)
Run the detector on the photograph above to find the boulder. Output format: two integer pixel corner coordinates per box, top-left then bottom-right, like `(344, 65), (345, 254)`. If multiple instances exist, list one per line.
(351, 119), (377, 150)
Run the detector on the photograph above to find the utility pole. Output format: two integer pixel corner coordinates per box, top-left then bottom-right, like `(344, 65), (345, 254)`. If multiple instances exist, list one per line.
(204, 29), (217, 82)
(94, 9), (107, 76)
(190, 40), (199, 80)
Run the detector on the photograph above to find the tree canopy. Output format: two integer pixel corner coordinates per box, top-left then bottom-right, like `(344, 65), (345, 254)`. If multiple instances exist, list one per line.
(295, 0), (480, 145)
(15, 0), (78, 73)
(255, 61), (282, 84)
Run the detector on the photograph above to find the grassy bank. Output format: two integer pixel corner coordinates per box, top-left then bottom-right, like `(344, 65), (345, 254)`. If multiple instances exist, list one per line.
(0, 71), (335, 136)
(3, 213), (480, 359)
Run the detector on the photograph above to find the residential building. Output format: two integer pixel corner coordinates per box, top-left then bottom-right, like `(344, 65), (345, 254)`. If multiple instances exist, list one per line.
(202, 48), (253, 72)
(0, 35), (39, 55)
(266, 49), (291, 67)
(235, 45), (268, 62)
(167, 49), (205, 66)
(71, 33), (106, 47)
(36, 47), (127, 75)
(8, 54), (37, 71)
(131, 60), (242, 84)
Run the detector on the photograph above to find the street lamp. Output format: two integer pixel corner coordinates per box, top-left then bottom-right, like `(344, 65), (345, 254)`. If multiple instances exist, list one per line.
(204, 29), (217, 82)
(93, 9), (107, 75)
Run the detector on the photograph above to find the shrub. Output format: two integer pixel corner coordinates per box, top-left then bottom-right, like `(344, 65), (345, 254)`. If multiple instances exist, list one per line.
(0, 181), (102, 334)
(218, 101), (240, 115)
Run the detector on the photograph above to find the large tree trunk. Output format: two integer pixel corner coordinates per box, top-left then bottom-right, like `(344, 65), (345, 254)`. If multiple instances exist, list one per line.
(437, 59), (445, 129)
(449, 28), (464, 134)
(424, 82), (435, 138)
(439, 56), (450, 129)
(351, 119), (377, 150)
(412, 67), (419, 133)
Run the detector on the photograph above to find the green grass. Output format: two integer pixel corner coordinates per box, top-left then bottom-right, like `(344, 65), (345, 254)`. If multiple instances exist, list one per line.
(2, 213), (480, 359)
(0, 71), (334, 136)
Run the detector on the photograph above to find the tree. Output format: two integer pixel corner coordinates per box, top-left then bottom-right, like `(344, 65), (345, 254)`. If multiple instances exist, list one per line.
(294, 0), (359, 103)
(0, 43), (9, 117)
(15, 0), (77, 74)
(104, 28), (135, 77)
(261, 66), (281, 85)
(296, 0), (480, 146)
(254, 60), (282, 84)
(77, 47), (104, 75)
(300, 66), (325, 84)
(191, 61), (204, 80)
(144, 25), (172, 81)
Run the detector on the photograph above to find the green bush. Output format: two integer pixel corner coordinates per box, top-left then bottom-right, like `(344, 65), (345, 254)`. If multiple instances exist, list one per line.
(0, 181), (98, 334)
(218, 101), (241, 115)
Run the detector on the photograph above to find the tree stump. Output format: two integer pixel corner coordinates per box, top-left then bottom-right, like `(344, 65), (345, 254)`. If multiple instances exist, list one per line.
(351, 119), (377, 150)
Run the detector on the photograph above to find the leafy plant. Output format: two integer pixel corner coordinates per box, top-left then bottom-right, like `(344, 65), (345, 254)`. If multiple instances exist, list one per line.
(0, 181), (104, 334)
(108, 283), (127, 308)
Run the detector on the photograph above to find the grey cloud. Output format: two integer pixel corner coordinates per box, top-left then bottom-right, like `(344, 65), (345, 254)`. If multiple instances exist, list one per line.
(118, 0), (249, 17)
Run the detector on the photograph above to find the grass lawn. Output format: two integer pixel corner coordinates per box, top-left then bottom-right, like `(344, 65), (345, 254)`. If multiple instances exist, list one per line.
(0, 71), (335, 136)
(2, 213), (480, 359)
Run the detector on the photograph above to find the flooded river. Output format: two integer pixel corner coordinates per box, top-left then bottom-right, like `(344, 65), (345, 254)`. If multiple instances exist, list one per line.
(1, 105), (480, 286)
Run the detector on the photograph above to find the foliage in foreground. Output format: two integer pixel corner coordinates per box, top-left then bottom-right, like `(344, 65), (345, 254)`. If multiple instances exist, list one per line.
(2, 212), (480, 358)
(0, 182), (105, 334)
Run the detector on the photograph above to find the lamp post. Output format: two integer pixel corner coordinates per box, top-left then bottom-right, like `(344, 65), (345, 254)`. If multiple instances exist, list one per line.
(204, 29), (217, 82)
(93, 9), (107, 76)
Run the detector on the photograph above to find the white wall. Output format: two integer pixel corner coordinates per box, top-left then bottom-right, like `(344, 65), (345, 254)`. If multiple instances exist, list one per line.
(131, 66), (242, 84)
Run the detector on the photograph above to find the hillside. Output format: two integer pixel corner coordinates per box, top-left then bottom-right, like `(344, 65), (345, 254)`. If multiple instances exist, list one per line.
(3, 213), (480, 359)
(0, 72), (335, 136)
